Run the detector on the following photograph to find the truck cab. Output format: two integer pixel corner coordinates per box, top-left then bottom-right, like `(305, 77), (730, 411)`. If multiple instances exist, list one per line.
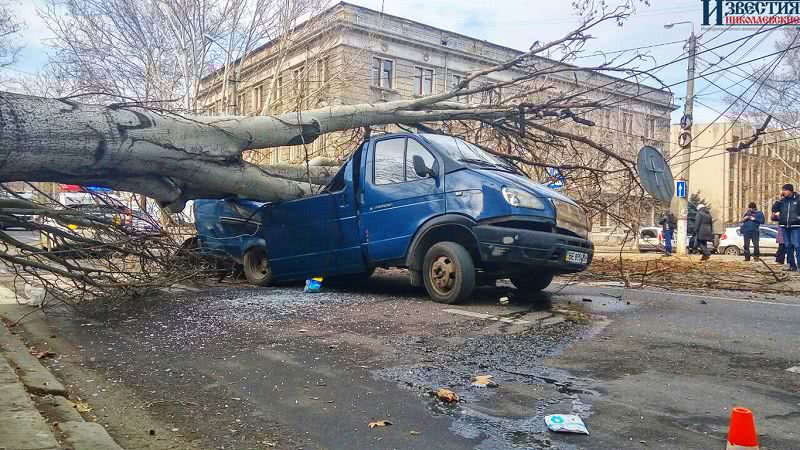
(194, 133), (593, 303)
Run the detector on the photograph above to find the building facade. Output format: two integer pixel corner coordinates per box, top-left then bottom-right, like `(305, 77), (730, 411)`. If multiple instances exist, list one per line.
(197, 2), (674, 228)
(670, 122), (800, 233)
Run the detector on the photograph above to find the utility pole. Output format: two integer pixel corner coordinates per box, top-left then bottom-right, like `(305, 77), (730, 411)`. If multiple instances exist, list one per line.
(670, 23), (696, 255)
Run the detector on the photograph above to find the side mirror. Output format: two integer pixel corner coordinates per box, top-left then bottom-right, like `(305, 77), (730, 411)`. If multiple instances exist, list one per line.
(413, 154), (436, 178)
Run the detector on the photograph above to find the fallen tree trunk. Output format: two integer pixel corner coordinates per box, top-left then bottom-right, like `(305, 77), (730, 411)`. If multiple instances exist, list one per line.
(0, 92), (510, 210)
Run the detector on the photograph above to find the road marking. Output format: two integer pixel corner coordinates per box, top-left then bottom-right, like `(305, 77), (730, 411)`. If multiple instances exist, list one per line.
(787, 366), (800, 374)
(442, 308), (532, 324)
(555, 283), (800, 307)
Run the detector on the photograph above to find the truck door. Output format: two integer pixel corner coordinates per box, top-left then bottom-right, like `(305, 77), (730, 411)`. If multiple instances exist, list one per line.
(361, 136), (444, 263)
(328, 145), (368, 275)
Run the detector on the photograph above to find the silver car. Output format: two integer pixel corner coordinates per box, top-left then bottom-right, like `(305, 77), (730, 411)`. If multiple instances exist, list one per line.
(717, 226), (779, 256)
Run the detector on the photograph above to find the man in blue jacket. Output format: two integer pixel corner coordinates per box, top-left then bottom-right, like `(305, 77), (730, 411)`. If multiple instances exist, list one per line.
(772, 184), (800, 271)
(740, 202), (764, 261)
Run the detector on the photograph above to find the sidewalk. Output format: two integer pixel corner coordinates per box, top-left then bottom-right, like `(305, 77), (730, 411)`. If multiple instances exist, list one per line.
(0, 318), (123, 450)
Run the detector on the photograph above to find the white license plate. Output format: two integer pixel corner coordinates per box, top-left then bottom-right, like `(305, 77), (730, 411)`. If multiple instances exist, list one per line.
(565, 250), (588, 264)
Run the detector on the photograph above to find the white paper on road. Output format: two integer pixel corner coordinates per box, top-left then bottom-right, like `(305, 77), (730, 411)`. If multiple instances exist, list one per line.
(545, 414), (589, 434)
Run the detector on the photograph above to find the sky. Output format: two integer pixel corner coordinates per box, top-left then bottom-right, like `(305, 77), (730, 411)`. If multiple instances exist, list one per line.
(8, 0), (784, 124)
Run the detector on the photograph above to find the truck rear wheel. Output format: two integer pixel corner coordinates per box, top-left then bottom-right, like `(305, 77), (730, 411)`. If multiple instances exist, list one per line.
(243, 246), (273, 287)
(422, 242), (475, 304)
(511, 273), (554, 293)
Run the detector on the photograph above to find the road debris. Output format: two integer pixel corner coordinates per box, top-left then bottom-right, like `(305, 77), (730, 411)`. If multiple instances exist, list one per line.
(29, 349), (56, 359)
(499, 296), (509, 305)
(304, 277), (324, 293)
(410, 431), (421, 435)
(72, 399), (92, 413)
(368, 420), (393, 428)
(434, 388), (459, 403)
(544, 414), (589, 434)
(471, 374), (497, 388)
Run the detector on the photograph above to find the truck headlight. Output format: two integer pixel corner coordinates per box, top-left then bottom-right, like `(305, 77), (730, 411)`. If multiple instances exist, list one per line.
(501, 186), (544, 209)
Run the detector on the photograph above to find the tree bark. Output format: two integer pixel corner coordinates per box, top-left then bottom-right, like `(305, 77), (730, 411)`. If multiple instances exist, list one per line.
(0, 92), (513, 210)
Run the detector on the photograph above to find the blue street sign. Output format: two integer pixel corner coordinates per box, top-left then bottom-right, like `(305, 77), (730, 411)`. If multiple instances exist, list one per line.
(546, 167), (565, 189)
(676, 180), (687, 198)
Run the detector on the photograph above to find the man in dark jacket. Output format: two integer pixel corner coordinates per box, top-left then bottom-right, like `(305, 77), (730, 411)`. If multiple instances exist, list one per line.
(772, 183), (800, 271)
(740, 202), (765, 261)
(658, 210), (678, 255)
(693, 204), (714, 261)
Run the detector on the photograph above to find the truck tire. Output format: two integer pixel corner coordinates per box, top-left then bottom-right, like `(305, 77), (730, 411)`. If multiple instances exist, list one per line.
(243, 246), (273, 287)
(422, 241), (475, 304)
(511, 273), (554, 293)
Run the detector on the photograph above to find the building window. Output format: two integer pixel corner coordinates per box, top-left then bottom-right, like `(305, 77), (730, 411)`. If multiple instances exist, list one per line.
(477, 81), (501, 103)
(414, 66), (434, 95)
(622, 112), (633, 134)
(293, 67), (307, 101)
(276, 76), (283, 101)
(252, 85), (264, 114)
(316, 58), (329, 85)
(373, 138), (406, 185)
(236, 92), (247, 115)
(645, 117), (656, 139)
(371, 57), (394, 89)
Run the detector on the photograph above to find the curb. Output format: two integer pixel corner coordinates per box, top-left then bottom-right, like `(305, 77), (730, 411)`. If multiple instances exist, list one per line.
(0, 319), (124, 450)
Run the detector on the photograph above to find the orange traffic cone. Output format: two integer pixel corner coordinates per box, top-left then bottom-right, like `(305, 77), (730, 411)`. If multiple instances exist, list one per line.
(727, 407), (759, 449)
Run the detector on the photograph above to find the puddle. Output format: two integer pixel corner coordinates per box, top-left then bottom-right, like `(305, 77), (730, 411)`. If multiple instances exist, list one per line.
(375, 322), (598, 449)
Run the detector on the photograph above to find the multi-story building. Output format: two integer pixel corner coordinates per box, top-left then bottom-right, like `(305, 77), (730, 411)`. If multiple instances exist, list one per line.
(197, 1), (674, 228)
(670, 122), (800, 233)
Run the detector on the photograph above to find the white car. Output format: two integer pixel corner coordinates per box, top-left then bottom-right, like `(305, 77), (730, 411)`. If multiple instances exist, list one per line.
(637, 226), (699, 253)
(718, 226), (779, 256)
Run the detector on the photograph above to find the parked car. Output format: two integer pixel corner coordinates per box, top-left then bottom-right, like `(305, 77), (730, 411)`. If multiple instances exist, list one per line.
(0, 191), (34, 229)
(637, 226), (701, 253)
(718, 226), (779, 256)
(39, 194), (161, 251)
(193, 132), (594, 304)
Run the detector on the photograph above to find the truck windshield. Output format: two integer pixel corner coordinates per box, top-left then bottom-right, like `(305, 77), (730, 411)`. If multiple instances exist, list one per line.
(422, 134), (520, 173)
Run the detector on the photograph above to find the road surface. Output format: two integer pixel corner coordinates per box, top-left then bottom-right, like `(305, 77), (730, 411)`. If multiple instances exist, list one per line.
(2, 270), (799, 449)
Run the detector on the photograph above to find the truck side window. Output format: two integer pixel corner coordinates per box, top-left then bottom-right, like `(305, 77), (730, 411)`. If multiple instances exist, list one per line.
(374, 138), (406, 185)
(406, 139), (436, 181)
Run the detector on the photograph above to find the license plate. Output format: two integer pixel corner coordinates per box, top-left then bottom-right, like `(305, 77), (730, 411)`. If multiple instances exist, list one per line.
(565, 250), (588, 264)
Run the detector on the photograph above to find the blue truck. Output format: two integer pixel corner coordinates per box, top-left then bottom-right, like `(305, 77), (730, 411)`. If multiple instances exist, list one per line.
(193, 133), (593, 303)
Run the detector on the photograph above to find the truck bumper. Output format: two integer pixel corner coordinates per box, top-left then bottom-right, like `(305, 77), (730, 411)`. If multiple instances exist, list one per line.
(473, 225), (593, 273)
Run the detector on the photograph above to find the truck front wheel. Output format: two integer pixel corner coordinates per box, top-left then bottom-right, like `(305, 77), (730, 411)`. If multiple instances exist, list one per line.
(511, 272), (554, 293)
(243, 246), (273, 287)
(422, 242), (476, 304)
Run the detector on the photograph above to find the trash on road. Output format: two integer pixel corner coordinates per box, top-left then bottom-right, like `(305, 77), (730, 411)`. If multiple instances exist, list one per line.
(410, 430), (421, 435)
(368, 420), (393, 428)
(304, 277), (324, 293)
(544, 414), (589, 434)
(471, 374), (497, 387)
(499, 296), (509, 305)
(72, 399), (92, 413)
(435, 388), (459, 403)
(29, 349), (56, 359)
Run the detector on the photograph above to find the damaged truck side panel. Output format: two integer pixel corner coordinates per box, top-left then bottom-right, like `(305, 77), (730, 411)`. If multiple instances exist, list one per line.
(194, 133), (594, 303)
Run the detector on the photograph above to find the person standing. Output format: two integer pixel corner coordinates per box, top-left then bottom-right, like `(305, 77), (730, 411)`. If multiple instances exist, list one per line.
(693, 204), (714, 261)
(658, 210), (678, 255)
(740, 202), (765, 261)
(771, 184), (800, 271)
(773, 211), (786, 265)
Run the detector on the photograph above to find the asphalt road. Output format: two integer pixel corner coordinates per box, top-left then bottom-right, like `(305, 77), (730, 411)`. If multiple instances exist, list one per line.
(4, 270), (799, 450)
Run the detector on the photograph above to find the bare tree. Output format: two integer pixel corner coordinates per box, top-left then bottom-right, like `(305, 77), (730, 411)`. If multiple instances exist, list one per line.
(0, 0), (22, 67)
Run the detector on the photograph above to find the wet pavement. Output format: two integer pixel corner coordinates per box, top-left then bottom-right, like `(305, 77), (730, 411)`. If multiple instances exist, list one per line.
(4, 269), (800, 449)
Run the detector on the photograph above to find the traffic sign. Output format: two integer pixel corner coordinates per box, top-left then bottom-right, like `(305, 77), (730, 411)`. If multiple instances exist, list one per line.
(676, 180), (687, 198)
(546, 167), (565, 189)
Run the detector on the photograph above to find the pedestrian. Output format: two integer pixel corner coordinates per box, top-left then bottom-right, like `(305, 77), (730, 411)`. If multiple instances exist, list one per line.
(773, 211), (786, 265)
(740, 202), (765, 261)
(658, 209), (678, 255)
(771, 183), (800, 271)
(693, 203), (714, 261)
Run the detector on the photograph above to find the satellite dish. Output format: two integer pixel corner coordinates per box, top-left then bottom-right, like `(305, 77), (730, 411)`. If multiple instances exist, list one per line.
(637, 146), (674, 202)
